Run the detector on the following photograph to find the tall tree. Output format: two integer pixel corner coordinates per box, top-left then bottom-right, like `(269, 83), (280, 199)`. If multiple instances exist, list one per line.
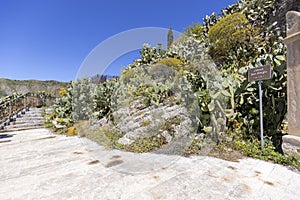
(167, 27), (173, 49)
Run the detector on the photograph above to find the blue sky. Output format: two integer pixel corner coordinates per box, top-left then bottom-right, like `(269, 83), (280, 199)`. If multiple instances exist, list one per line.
(0, 0), (237, 82)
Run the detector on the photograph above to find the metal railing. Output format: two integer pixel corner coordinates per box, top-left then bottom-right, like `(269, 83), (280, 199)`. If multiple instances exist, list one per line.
(0, 93), (57, 129)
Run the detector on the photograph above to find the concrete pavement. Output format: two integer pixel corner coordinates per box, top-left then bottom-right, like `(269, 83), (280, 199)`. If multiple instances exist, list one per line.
(0, 128), (300, 200)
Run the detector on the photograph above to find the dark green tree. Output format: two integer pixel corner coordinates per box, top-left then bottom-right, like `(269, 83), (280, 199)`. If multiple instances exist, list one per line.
(167, 27), (173, 49)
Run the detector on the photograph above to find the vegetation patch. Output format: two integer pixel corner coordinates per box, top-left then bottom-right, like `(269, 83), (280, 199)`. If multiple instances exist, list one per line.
(75, 121), (122, 149)
(120, 135), (167, 153)
(185, 134), (300, 171)
(208, 12), (260, 63)
(140, 120), (151, 127)
(75, 120), (168, 153)
(66, 126), (78, 136)
(156, 57), (184, 71)
(160, 116), (181, 134)
(232, 136), (300, 171)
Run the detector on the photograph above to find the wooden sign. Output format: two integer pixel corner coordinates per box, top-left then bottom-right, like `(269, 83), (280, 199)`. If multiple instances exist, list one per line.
(248, 65), (272, 82)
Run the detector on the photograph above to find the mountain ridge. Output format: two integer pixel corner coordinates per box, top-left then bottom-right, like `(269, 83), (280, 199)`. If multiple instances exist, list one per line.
(0, 78), (68, 98)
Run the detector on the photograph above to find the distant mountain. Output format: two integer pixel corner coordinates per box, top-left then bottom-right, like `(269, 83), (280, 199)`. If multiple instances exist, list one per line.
(0, 78), (68, 98)
(90, 74), (119, 83)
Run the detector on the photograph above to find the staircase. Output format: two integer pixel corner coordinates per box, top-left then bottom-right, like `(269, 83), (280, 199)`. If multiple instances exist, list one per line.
(0, 108), (44, 132)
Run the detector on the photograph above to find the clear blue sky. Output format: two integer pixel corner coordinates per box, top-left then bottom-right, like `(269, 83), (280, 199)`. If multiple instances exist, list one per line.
(0, 0), (237, 82)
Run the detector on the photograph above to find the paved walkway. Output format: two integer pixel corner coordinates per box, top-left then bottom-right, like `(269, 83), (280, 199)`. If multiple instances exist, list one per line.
(1, 129), (300, 200)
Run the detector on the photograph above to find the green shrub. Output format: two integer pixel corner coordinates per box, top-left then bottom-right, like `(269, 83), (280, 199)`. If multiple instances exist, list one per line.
(185, 23), (204, 40)
(120, 68), (134, 85)
(53, 83), (73, 119)
(116, 65), (182, 108)
(128, 44), (165, 68)
(92, 79), (118, 122)
(208, 12), (260, 63)
(72, 78), (95, 121)
(233, 136), (300, 170)
(156, 57), (184, 71)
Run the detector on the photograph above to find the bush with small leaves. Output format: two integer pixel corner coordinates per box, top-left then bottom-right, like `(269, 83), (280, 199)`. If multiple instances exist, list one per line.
(156, 57), (184, 71)
(208, 12), (260, 64)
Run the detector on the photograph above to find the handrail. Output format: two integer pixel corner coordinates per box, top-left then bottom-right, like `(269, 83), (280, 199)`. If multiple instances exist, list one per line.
(0, 92), (57, 128)
(0, 93), (29, 126)
(0, 93), (28, 108)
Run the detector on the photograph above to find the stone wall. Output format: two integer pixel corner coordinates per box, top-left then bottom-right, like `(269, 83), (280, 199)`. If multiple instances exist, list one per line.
(282, 11), (300, 156)
(284, 11), (300, 137)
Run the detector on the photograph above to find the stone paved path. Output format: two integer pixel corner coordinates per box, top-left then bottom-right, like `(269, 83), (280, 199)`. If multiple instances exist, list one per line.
(1, 128), (300, 200)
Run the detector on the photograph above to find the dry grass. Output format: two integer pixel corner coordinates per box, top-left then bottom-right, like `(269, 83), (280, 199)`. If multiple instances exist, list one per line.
(75, 120), (116, 149)
(208, 145), (243, 162)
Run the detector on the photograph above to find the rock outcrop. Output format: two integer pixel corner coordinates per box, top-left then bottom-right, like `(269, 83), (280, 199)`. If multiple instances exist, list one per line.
(113, 99), (194, 148)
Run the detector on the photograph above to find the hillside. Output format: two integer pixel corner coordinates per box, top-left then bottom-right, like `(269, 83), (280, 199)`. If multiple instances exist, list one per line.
(0, 78), (68, 97)
(47, 0), (300, 170)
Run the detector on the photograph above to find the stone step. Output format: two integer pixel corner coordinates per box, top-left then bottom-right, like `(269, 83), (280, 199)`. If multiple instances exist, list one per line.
(11, 116), (44, 122)
(5, 123), (44, 130)
(0, 125), (45, 132)
(22, 113), (43, 117)
(15, 120), (44, 124)
(27, 108), (42, 111)
(16, 118), (44, 122)
(16, 115), (43, 119)
(0, 107), (45, 132)
(12, 121), (44, 126)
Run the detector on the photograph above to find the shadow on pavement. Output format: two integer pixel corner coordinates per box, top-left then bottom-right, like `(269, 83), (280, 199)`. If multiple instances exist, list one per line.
(0, 133), (15, 139)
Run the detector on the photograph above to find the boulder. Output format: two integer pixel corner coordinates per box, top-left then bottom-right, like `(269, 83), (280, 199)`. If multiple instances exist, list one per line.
(282, 135), (300, 157)
(112, 99), (193, 146)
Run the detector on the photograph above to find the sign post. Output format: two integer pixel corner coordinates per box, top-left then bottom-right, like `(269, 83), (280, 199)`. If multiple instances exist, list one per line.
(258, 80), (264, 150)
(248, 65), (272, 150)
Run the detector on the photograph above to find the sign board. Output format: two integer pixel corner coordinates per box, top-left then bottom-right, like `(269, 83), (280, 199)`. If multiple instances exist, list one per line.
(248, 65), (272, 150)
(248, 65), (272, 82)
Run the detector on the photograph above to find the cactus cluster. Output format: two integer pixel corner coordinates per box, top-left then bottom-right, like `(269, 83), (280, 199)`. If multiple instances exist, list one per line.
(51, 0), (289, 155)
(183, 0), (288, 150)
